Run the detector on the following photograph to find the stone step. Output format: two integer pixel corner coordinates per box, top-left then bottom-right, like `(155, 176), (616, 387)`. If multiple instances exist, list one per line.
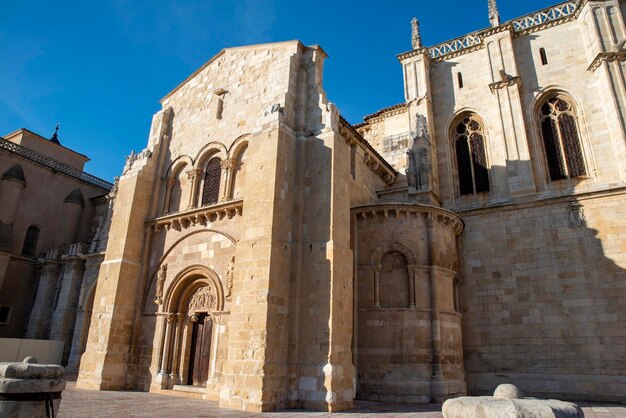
(167, 385), (206, 400)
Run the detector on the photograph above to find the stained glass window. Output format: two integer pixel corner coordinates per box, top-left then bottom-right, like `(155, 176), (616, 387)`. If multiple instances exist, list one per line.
(202, 157), (222, 206)
(538, 96), (586, 181)
(454, 115), (490, 196)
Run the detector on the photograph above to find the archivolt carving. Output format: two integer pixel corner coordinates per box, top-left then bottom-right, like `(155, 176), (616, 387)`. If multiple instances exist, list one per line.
(188, 285), (218, 313)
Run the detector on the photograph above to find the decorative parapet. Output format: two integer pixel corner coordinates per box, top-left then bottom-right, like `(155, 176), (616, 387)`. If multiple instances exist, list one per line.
(0, 137), (113, 191)
(338, 117), (397, 186)
(398, 0), (582, 63)
(150, 199), (243, 232)
(428, 33), (483, 61)
(511, 1), (577, 33)
(352, 203), (464, 235)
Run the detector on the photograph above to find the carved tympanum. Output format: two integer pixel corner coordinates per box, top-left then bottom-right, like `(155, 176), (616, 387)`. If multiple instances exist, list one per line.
(188, 285), (218, 313)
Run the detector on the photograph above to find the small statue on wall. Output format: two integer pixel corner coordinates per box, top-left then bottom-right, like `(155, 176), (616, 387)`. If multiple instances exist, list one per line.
(226, 256), (235, 298)
(154, 263), (168, 305)
(407, 114), (432, 191)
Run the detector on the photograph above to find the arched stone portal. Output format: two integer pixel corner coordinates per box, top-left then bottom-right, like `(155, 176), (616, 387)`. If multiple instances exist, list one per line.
(155, 265), (225, 390)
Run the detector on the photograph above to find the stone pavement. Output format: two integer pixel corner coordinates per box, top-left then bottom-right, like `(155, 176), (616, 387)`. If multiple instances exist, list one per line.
(58, 382), (626, 417)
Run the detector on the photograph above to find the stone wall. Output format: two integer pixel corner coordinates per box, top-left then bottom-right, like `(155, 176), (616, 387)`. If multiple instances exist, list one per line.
(460, 191), (626, 401)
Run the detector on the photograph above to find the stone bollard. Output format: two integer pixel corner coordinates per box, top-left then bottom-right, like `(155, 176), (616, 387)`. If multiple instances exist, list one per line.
(0, 357), (66, 418)
(442, 384), (584, 418)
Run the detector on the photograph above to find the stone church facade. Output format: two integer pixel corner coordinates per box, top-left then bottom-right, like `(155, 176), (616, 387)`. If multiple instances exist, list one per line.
(75, 0), (626, 412)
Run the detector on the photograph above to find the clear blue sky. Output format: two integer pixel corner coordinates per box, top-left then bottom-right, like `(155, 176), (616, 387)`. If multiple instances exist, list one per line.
(1, 0), (557, 181)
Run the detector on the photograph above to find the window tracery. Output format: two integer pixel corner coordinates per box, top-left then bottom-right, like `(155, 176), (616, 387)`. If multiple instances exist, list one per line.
(538, 96), (586, 181)
(453, 115), (490, 196)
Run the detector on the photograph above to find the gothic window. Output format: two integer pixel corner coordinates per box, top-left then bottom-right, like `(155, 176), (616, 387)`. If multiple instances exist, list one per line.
(538, 96), (586, 181)
(22, 226), (40, 257)
(202, 157), (222, 206)
(454, 115), (490, 196)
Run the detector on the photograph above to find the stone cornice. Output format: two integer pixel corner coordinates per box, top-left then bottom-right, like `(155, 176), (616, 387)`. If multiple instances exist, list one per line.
(150, 199), (243, 232)
(453, 184), (626, 216)
(357, 307), (461, 317)
(338, 117), (397, 186)
(352, 203), (464, 235)
(587, 50), (626, 72)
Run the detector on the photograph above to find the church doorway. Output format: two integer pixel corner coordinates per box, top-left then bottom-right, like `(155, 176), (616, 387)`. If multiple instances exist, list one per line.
(187, 314), (213, 386)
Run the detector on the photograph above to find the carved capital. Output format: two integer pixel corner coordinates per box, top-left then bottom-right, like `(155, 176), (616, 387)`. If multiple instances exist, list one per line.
(165, 313), (177, 324)
(373, 264), (383, 274)
(220, 158), (238, 171)
(186, 168), (202, 181)
(165, 176), (177, 187)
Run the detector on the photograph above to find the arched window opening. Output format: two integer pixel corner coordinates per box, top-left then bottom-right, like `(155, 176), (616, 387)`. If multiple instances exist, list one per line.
(454, 115), (490, 196)
(167, 164), (188, 214)
(538, 96), (586, 181)
(22, 226), (40, 257)
(457, 72), (464, 89)
(202, 157), (222, 206)
(379, 251), (409, 308)
(539, 48), (548, 65)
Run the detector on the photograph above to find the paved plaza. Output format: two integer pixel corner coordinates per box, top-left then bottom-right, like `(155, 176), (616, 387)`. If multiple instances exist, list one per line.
(58, 382), (626, 418)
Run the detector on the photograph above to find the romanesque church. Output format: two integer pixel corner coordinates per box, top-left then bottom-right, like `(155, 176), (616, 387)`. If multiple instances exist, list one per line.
(24, 0), (626, 412)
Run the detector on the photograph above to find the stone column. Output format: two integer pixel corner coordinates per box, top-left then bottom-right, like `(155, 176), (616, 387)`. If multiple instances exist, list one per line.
(186, 169), (202, 210)
(219, 159), (237, 202)
(49, 258), (86, 365)
(373, 264), (382, 308)
(154, 313), (169, 388)
(26, 261), (62, 339)
(157, 313), (175, 389)
(169, 313), (184, 384)
(162, 177), (176, 215)
(425, 214), (444, 400)
(407, 265), (417, 309)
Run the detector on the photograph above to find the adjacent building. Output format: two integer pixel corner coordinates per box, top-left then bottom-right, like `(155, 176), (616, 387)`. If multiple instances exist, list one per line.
(0, 127), (113, 372)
